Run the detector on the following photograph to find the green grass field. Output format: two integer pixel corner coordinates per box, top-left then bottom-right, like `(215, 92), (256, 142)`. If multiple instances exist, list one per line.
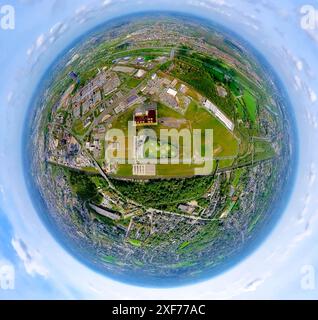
(126, 77), (142, 89)
(128, 239), (142, 247)
(156, 163), (213, 177)
(157, 102), (185, 119)
(185, 102), (239, 157)
(115, 163), (216, 178)
(253, 140), (276, 161)
(116, 164), (133, 176)
(110, 107), (136, 135)
(109, 102), (239, 178)
(144, 138), (177, 159)
(243, 90), (258, 122)
(72, 119), (88, 136)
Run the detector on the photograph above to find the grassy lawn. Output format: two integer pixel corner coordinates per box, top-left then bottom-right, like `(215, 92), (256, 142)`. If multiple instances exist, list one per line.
(235, 99), (245, 120)
(253, 140), (276, 161)
(82, 167), (99, 174)
(229, 80), (241, 97)
(156, 163), (211, 177)
(116, 164), (132, 176)
(232, 168), (244, 187)
(128, 239), (142, 247)
(179, 241), (190, 250)
(144, 138), (177, 159)
(158, 102), (239, 158)
(110, 107), (136, 135)
(185, 102), (239, 157)
(218, 159), (234, 169)
(243, 90), (257, 122)
(102, 255), (117, 264)
(248, 213), (262, 233)
(114, 163), (216, 178)
(126, 77), (142, 89)
(108, 102), (240, 178)
(72, 119), (88, 136)
(157, 102), (185, 119)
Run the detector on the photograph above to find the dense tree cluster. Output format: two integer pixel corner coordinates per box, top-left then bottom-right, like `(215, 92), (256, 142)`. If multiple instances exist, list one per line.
(110, 176), (214, 208)
(171, 49), (237, 117)
(68, 171), (102, 203)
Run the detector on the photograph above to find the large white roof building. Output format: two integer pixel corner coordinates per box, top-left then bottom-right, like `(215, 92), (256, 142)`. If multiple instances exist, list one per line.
(204, 99), (235, 132)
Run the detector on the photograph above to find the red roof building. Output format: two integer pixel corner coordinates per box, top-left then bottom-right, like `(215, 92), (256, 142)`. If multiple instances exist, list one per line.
(134, 103), (158, 126)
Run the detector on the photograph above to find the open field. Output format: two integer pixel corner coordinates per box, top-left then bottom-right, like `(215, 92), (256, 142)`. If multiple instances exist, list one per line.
(109, 102), (239, 178)
(144, 138), (177, 159)
(114, 163), (215, 179)
(242, 90), (258, 123)
(185, 102), (239, 157)
(253, 139), (276, 161)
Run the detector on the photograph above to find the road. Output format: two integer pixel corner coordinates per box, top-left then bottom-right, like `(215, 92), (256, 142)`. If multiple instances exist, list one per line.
(148, 208), (219, 222)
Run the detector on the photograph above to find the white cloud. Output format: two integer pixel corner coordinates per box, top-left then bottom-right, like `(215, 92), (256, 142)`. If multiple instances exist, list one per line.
(308, 87), (317, 103)
(26, 46), (34, 57)
(75, 5), (87, 15)
(102, 0), (112, 7)
(296, 60), (303, 72)
(309, 163), (316, 187)
(36, 34), (45, 49)
(26, 22), (68, 58)
(303, 28), (318, 47)
(307, 111), (318, 129)
(294, 222), (312, 243)
(0, 184), (4, 197)
(244, 278), (265, 292)
(243, 20), (260, 31)
(207, 0), (227, 5)
(187, 0), (231, 9)
(282, 47), (304, 72)
(74, 5), (94, 24)
(7, 91), (13, 104)
(302, 85), (318, 104)
(11, 238), (49, 278)
(50, 22), (61, 34)
(294, 75), (302, 91)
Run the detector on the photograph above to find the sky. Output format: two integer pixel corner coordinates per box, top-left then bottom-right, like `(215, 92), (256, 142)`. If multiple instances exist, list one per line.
(0, 0), (318, 299)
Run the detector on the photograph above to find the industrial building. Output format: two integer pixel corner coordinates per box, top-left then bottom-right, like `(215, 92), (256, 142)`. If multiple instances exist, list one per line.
(133, 103), (158, 126)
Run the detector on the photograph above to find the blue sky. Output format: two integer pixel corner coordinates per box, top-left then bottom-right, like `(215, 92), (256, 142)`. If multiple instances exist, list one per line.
(0, 0), (318, 299)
